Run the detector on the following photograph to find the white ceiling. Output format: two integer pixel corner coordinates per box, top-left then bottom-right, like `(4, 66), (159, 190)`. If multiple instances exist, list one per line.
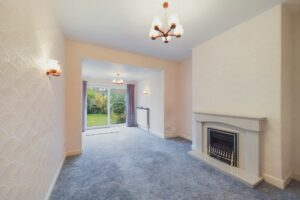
(82, 59), (162, 81)
(54, 0), (298, 61)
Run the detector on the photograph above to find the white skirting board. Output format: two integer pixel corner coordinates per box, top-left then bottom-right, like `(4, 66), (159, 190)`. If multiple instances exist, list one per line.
(46, 149), (82, 199)
(137, 124), (149, 131)
(138, 127), (192, 141)
(137, 125), (150, 133)
(164, 132), (178, 139)
(66, 149), (83, 157)
(177, 133), (192, 141)
(137, 126), (163, 138)
(149, 129), (164, 138)
(137, 126), (178, 139)
(45, 157), (65, 200)
(263, 173), (293, 189)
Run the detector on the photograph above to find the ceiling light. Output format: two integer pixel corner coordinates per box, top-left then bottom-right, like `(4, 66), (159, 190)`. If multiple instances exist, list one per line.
(149, 1), (184, 43)
(112, 73), (124, 85)
(46, 59), (61, 76)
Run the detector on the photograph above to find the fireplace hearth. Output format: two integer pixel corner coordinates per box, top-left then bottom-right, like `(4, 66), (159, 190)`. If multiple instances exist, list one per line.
(207, 128), (238, 167)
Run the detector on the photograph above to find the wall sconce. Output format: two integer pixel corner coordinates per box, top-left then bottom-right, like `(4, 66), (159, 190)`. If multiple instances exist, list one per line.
(46, 59), (61, 76)
(143, 90), (149, 95)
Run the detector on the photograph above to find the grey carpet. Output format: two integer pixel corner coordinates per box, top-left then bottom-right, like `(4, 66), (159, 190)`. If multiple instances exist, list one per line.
(50, 127), (300, 200)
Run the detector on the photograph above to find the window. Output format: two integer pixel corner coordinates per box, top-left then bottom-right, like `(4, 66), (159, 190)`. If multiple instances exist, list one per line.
(86, 86), (126, 129)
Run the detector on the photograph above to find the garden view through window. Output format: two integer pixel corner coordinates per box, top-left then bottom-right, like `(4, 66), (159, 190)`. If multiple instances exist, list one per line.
(86, 87), (126, 128)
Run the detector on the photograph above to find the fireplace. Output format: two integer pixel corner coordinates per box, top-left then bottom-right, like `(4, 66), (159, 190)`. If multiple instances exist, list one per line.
(189, 112), (264, 186)
(207, 128), (238, 167)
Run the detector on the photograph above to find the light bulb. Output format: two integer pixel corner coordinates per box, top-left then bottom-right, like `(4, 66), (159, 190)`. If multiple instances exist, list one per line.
(168, 14), (179, 26)
(152, 16), (162, 29)
(143, 90), (149, 95)
(47, 59), (61, 71)
(149, 29), (159, 38)
(167, 36), (171, 41)
(174, 24), (184, 36)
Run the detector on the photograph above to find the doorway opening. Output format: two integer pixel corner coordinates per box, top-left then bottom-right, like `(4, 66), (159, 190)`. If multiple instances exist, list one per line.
(81, 58), (164, 136)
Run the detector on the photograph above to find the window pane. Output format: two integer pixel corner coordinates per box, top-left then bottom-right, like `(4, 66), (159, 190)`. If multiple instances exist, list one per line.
(86, 87), (108, 127)
(110, 89), (126, 124)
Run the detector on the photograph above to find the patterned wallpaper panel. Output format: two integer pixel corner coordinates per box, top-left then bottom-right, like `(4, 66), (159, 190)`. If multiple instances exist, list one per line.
(0, 0), (65, 199)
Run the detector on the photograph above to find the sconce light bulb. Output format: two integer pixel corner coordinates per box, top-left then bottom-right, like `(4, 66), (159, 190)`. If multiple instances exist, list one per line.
(46, 59), (61, 76)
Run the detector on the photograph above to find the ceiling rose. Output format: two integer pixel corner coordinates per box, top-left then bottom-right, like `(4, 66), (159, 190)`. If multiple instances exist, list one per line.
(149, 1), (184, 43)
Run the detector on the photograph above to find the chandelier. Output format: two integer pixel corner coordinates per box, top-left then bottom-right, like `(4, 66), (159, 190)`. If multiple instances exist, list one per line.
(149, 1), (184, 43)
(112, 73), (124, 85)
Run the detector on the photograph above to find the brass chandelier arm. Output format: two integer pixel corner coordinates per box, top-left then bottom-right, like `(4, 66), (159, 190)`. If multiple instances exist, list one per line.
(152, 34), (164, 39)
(166, 24), (176, 35)
(168, 33), (178, 37)
(155, 26), (166, 35)
(166, 27), (173, 35)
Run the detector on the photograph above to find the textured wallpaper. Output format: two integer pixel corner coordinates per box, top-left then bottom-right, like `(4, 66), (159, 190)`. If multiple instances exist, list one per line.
(0, 0), (65, 199)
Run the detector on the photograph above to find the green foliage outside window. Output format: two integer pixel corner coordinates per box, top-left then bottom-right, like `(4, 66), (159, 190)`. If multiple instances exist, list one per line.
(110, 92), (126, 123)
(87, 88), (126, 124)
(87, 88), (107, 114)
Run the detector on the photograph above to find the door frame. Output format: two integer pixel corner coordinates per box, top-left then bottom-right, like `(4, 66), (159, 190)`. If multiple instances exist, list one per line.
(85, 83), (127, 130)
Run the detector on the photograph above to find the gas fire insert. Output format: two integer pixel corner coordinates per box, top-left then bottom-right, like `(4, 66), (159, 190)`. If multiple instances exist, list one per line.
(207, 128), (238, 167)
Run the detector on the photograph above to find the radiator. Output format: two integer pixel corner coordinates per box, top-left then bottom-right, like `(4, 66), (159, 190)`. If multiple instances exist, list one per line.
(136, 107), (150, 131)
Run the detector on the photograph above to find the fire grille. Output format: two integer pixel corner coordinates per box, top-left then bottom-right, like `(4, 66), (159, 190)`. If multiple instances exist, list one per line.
(207, 128), (238, 167)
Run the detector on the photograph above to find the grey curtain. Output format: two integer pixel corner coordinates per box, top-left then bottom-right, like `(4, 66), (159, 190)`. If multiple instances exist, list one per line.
(82, 81), (87, 132)
(126, 84), (136, 127)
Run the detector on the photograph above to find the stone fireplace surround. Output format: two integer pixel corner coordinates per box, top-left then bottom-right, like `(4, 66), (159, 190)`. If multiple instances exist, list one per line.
(188, 112), (265, 187)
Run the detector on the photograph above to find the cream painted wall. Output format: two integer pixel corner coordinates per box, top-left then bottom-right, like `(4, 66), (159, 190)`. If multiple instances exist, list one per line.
(65, 40), (178, 153)
(136, 73), (164, 136)
(0, 0), (65, 199)
(176, 58), (192, 140)
(192, 5), (285, 184)
(292, 12), (300, 180)
(281, 5), (293, 181)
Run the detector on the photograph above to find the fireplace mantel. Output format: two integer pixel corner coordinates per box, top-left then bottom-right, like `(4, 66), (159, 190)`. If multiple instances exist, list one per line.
(189, 112), (265, 187)
(193, 112), (265, 132)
